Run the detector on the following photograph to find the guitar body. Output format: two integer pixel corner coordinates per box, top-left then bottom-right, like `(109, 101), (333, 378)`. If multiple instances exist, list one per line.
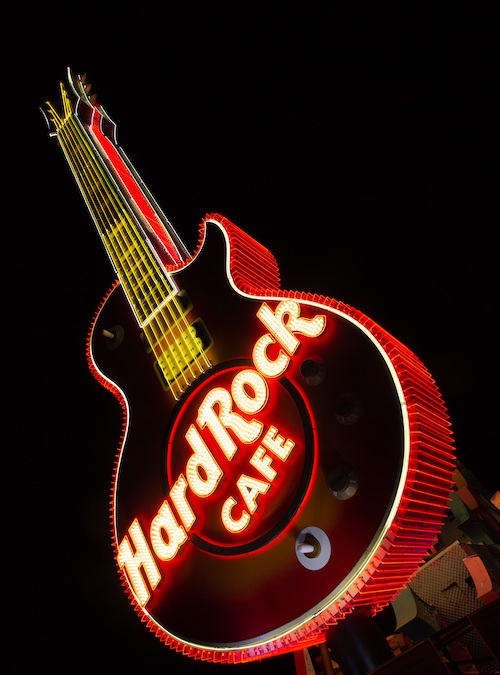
(89, 216), (444, 652)
(46, 71), (454, 662)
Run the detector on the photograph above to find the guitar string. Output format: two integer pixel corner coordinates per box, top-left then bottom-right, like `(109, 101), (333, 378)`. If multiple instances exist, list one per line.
(62, 114), (199, 397)
(72, 127), (198, 398)
(81, 116), (212, 394)
(52, 85), (212, 394)
(56, 116), (166, 339)
(78, 123), (213, 390)
(49, 94), (209, 397)
(70, 74), (188, 267)
(56, 114), (161, 327)
(81, 123), (211, 383)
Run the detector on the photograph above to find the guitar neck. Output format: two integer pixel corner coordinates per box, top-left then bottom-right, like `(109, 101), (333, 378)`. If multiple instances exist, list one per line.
(45, 75), (189, 327)
(45, 72), (213, 399)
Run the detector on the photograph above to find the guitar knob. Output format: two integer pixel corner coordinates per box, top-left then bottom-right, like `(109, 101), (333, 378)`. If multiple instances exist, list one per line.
(300, 357), (326, 385)
(328, 463), (359, 500)
(102, 324), (124, 350)
(295, 527), (331, 570)
(334, 392), (362, 425)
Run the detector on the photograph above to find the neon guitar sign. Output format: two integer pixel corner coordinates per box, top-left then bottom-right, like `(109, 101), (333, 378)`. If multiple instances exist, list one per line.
(44, 69), (455, 664)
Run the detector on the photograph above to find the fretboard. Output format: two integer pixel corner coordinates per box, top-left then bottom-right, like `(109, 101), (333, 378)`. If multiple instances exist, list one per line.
(45, 81), (212, 398)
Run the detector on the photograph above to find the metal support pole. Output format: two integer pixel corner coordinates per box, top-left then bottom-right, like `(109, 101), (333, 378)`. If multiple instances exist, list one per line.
(319, 641), (336, 675)
(326, 607), (394, 675)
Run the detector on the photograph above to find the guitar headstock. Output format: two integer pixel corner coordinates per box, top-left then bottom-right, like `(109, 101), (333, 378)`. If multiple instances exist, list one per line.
(67, 68), (98, 107)
(44, 67), (117, 143)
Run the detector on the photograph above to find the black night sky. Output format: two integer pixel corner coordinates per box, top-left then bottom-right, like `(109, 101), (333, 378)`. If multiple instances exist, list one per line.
(12, 5), (496, 673)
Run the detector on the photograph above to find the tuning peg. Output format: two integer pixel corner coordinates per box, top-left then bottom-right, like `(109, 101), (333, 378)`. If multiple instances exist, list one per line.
(79, 73), (92, 92)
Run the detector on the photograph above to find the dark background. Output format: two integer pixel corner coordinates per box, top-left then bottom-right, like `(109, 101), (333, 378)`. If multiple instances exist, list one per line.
(12, 4), (496, 673)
